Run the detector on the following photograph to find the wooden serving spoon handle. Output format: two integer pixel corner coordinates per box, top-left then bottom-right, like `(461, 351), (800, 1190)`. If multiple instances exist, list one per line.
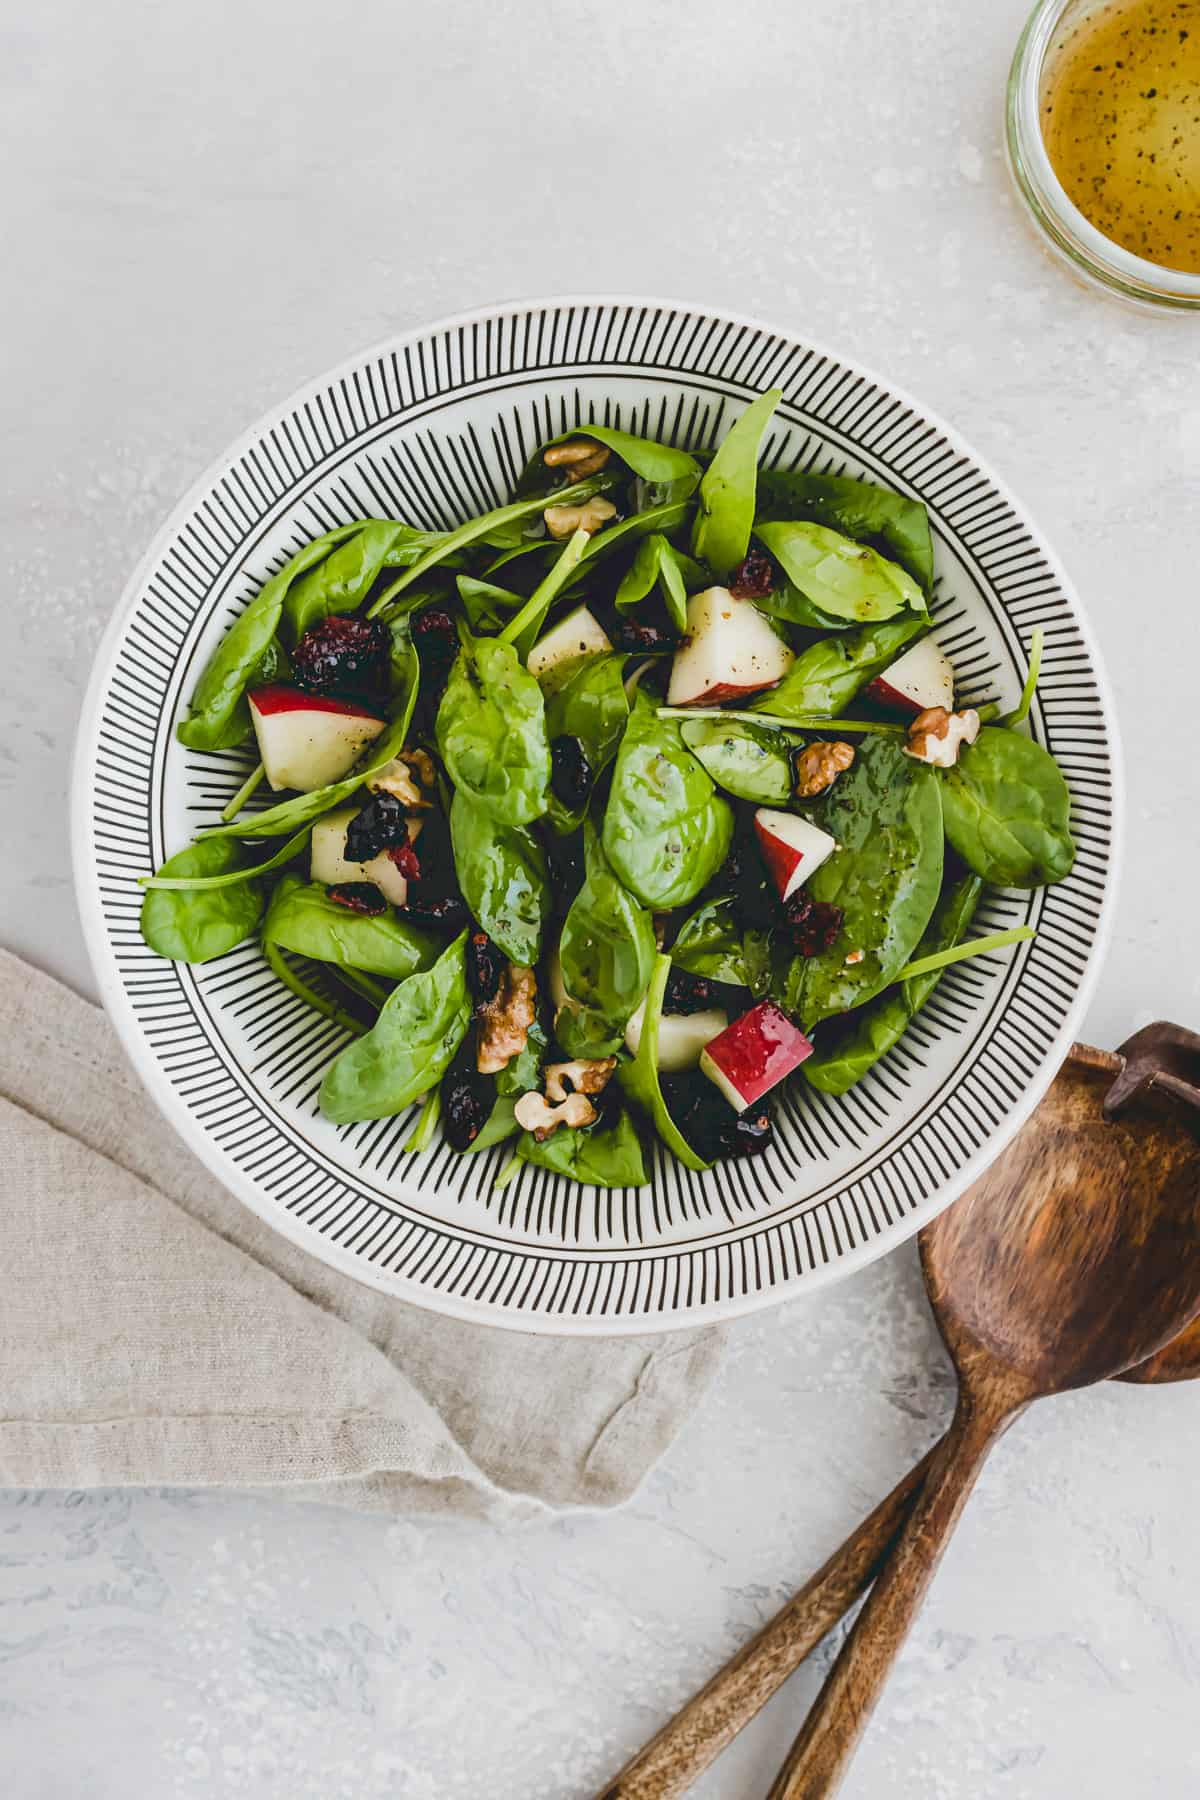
(766, 1390), (1018, 1800)
(594, 1450), (934, 1799)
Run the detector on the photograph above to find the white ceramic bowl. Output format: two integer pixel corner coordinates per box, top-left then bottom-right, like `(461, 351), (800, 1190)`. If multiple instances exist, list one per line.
(73, 298), (1121, 1334)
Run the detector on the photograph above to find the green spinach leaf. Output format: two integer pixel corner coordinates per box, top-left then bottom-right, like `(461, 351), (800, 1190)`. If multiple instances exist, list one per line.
(141, 825), (311, 890)
(617, 955), (711, 1172)
(803, 874), (982, 1094)
(754, 521), (926, 629)
(512, 1105), (648, 1187)
(779, 736), (944, 1025)
(679, 716), (799, 803)
(450, 790), (550, 964)
(435, 633), (550, 825)
(520, 427), (700, 506)
(556, 824), (656, 1057)
(940, 727), (1075, 887)
(282, 520), (447, 644)
(543, 652), (629, 834)
(601, 692), (734, 908)
(614, 534), (702, 631)
(456, 574), (526, 633)
(751, 618), (928, 722)
(139, 837), (265, 962)
(691, 388), (781, 576)
(755, 469), (934, 593)
(177, 524), (360, 751)
(319, 932), (470, 1124)
(671, 896), (753, 985)
(263, 876), (440, 980)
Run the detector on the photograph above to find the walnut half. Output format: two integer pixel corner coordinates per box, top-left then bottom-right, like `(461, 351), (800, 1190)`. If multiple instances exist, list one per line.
(476, 964), (537, 1075)
(793, 740), (855, 798)
(543, 496), (618, 540)
(903, 707), (981, 769)
(544, 1057), (617, 1104)
(543, 439), (612, 479)
(513, 1090), (597, 1141)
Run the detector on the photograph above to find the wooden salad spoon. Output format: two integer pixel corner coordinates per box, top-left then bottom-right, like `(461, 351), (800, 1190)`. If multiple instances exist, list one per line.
(596, 1027), (1200, 1800)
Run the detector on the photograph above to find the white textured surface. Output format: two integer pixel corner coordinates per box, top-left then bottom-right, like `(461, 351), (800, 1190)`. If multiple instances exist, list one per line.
(2, 0), (1199, 1794)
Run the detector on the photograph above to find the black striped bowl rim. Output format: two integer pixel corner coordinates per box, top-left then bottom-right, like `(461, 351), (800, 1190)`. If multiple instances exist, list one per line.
(72, 298), (1121, 1334)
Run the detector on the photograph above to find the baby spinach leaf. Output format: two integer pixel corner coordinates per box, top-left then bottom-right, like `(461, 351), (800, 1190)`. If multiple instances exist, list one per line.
(177, 524), (361, 752)
(754, 521), (927, 629)
(940, 727), (1075, 887)
(205, 656), (421, 839)
(568, 500), (693, 588)
(679, 717), (799, 803)
(756, 469), (934, 593)
(512, 1105), (649, 1188)
(780, 736), (944, 1026)
(601, 692), (734, 909)
(435, 633), (550, 826)
(464, 1098), (520, 1154)
(282, 520), (447, 644)
(263, 941), (370, 1037)
(543, 652), (629, 834)
(556, 824), (656, 1057)
(495, 1015), (548, 1098)
(262, 876), (440, 980)
(1001, 626), (1044, 729)
(450, 790), (550, 965)
(751, 618), (928, 723)
(498, 528), (590, 655)
(614, 535), (703, 632)
(319, 932), (470, 1124)
(617, 955), (712, 1172)
(520, 428), (700, 506)
(140, 825), (311, 890)
(691, 388), (781, 577)
(365, 481), (604, 614)
(456, 574), (525, 633)
(803, 874), (982, 1094)
(671, 896), (753, 986)
(139, 837), (265, 962)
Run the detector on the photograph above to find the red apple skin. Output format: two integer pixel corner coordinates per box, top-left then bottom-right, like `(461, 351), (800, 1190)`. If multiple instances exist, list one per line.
(680, 680), (779, 707)
(753, 814), (803, 898)
(863, 673), (922, 717)
(249, 684), (383, 721)
(700, 1001), (814, 1111)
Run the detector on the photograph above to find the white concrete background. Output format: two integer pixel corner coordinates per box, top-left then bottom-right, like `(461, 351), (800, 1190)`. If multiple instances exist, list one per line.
(2, 0), (1199, 1794)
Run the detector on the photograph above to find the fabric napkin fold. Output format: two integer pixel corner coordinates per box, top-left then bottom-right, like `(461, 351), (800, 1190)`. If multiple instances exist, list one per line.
(0, 950), (722, 1519)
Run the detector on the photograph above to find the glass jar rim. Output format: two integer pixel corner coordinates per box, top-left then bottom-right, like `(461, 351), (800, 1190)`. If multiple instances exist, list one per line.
(1006, 0), (1200, 311)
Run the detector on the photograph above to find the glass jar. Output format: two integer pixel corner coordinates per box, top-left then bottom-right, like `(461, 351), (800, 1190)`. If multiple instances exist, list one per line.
(1006, 0), (1200, 311)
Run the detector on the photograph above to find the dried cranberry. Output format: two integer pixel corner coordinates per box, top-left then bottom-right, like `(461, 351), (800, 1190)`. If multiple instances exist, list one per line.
(728, 549), (776, 600)
(466, 931), (506, 1008)
(397, 886), (469, 932)
(784, 890), (844, 956)
(292, 616), (389, 699)
(387, 841), (421, 880)
(411, 608), (459, 689)
(326, 882), (388, 915)
(610, 617), (680, 654)
(542, 829), (586, 915)
(663, 966), (718, 1016)
(660, 1073), (774, 1162)
(344, 791), (409, 862)
(550, 735), (594, 810)
(441, 1036), (495, 1151)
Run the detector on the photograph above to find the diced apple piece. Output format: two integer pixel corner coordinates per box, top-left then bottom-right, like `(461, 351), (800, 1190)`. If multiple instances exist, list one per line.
(625, 999), (729, 1071)
(249, 685), (386, 792)
(752, 808), (837, 903)
(863, 639), (954, 717)
(667, 588), (794, 707)
(310, 806), (424, 907)
(527, 605), (613, 681)
(700, 1001), (813, 1113)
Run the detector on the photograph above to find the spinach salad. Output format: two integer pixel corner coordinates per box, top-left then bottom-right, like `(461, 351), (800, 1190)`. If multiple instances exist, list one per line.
(140, 391), (1074, 1189)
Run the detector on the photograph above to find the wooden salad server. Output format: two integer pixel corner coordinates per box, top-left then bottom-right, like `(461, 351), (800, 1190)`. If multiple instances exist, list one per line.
(596, 1026), (1200, 1800)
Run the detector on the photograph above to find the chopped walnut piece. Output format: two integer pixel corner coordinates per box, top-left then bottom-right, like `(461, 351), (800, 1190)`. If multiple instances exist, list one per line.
(903, 706), (981, 769)
(544, 1057), (617, 1104)
(543, 439), (613, 479)
(367, 749), (437, 808)
(793, 740), (855, 798)
(513, 1089), (598, 1141)
(543, 496), (618, 539)
(476, 964), (537, 1075)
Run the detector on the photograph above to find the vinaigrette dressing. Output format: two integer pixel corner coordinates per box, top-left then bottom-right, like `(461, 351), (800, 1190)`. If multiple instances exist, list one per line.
(1041, 0), (1200, 272)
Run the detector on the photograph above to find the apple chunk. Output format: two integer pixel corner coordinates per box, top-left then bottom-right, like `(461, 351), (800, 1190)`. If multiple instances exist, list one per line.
(752, 808), (837, 903)
(700, 1001), (813, 1113)
(625, 998), (729, 1071)
(863, 639), (954, 717)
(527, 605), (613, 681)
(249, 685), (386, 792)
(310, 805), (424, 907)
(667, 587), (793, 707)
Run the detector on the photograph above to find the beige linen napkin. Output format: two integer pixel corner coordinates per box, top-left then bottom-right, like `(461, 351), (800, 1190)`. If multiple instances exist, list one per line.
(0, 950), (721, 1519)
